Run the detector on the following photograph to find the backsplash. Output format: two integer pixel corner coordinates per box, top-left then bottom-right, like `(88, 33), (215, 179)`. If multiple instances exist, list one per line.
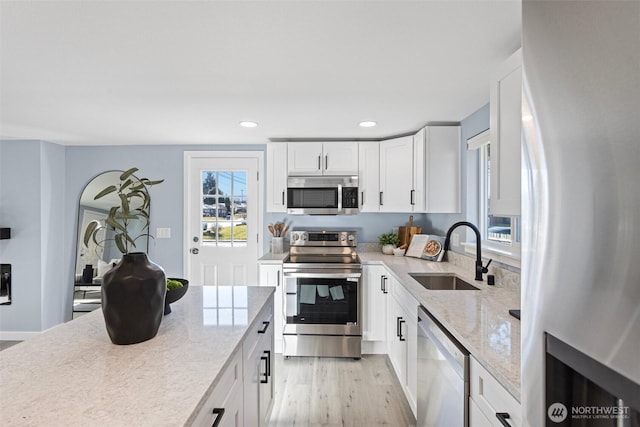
(358, 244), (521, 292)
(445, 251), (520, 291)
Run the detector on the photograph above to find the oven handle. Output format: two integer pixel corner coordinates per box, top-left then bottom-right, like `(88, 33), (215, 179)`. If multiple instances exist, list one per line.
(283, 271), (362, 279)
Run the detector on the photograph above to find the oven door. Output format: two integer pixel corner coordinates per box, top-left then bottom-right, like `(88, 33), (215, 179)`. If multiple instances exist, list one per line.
(283, 270), (361, 336)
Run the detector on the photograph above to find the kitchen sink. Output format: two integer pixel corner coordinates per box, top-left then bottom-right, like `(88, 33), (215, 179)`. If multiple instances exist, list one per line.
(409, 273), (480, 291)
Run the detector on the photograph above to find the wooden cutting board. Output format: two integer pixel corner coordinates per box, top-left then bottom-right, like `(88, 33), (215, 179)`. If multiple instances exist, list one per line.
(398, 226), (422, 247)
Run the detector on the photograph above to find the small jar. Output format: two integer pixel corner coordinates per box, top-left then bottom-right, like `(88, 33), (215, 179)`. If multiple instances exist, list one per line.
(271, 237), (284, 254)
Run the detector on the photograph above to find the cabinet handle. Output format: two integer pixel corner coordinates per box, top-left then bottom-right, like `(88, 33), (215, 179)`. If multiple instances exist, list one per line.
(265, 350), (271, 377)
(379, 191), (383, 205)
(396, 316), (402, 337)
(282, 191), (285, 205)
(496, 413), (512, 427)
(410, 189), (415, 205)
(277, 271), (281, 287)
(380, 275), (385, 292)
(260, 355), (269, 383)
(211, 408), (225, 427)
(318, 155), (321, 170)
(258, 321), (270, 334)
(361, 191), (364, 207)
(325, 155), (328, 170)
(383, 276), (388, 294)
(399, 319), (406, 341)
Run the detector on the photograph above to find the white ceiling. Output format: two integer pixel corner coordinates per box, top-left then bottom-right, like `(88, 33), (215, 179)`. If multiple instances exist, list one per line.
(0, 1), (521, 146)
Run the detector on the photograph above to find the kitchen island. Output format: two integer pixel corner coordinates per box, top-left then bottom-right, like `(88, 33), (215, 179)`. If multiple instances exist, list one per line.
(0, 285), (274, 426)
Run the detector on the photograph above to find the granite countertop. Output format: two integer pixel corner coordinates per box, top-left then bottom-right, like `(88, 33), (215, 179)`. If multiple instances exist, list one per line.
(359, 252), (521, 401)
(0, 286), (274, 427)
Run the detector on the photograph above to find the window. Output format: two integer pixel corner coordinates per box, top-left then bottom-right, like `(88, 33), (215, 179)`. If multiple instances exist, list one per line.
(479, 143), (520, 245)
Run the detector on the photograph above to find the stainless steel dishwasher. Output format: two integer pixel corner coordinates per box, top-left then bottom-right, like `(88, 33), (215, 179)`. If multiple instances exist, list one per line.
(417, 305), (470, 427)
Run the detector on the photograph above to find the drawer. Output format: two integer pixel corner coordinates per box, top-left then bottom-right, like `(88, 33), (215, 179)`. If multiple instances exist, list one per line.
(390, 274), (418, 314)
(191, 348), (243, 427)
(470, 356), (521, 427)
(244, 298), (274, 360)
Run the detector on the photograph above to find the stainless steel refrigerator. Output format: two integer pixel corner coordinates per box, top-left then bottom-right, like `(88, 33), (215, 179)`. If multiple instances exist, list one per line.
(521, 1), (639, 426)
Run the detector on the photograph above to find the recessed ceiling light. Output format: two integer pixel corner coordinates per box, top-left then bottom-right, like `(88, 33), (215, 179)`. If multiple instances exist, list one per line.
(359, 121), (377, 128)
(240, 121), (258, 128)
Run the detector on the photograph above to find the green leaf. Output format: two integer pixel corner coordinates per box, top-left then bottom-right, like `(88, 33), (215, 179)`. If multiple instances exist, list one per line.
(119, 193), (130, 215)
(115, 234), (127, 254)
(120, 178), (133, 192)
(120, 168), (138, 182)
(83, 220), (100, 247)
(105, 217), (127, 233)
(94, 185), (117, 200)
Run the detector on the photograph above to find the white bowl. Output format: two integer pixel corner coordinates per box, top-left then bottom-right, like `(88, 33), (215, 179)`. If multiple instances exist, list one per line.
(392, 247), (405, 256)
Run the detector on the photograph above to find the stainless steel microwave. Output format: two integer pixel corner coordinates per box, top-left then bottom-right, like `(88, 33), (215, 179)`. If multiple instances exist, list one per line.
(287, 176), (359, 215)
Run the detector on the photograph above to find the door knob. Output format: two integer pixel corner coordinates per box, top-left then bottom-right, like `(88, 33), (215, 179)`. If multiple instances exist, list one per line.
(190, 248), (199, 255)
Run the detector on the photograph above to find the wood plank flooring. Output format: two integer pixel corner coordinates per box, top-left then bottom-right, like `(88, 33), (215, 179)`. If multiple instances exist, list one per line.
(269, 354), (416, 427)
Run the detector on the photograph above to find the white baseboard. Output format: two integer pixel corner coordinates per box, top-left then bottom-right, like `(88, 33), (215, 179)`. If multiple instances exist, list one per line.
(0, 331), (40, 341)
(362, 340), (387, 355)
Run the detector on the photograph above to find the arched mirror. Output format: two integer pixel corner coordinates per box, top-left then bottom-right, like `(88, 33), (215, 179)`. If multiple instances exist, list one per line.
(72, 171), (150, 318)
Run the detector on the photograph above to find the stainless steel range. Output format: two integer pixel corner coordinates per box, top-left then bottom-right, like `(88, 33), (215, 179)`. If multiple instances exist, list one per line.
(282, 229), (362, 358)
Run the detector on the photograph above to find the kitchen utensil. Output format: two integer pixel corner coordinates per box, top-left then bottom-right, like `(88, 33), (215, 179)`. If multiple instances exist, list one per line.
(268, 224), (275, 236)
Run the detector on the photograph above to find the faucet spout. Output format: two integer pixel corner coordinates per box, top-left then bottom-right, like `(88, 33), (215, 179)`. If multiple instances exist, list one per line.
(444, 221), (491, 281)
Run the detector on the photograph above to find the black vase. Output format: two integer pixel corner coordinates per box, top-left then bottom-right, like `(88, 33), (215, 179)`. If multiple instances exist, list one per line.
(101, 252), (166, 345)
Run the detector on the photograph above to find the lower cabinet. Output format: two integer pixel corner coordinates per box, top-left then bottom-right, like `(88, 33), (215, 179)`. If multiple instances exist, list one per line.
(469, 356), (521, 427)
(192, 294), (275, 427)
(362, 264), (388, 343)
(244, 297), (275, 427)
(192, 348), (244, 427)
(386, 274), (418, 415)
(258, 262), (284, 353)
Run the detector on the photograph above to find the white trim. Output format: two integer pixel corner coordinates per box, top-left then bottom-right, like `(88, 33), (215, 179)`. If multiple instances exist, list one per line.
(466, 129), (490, 150)
(183, 151), (265, 280)
(462, 240), (521, 269)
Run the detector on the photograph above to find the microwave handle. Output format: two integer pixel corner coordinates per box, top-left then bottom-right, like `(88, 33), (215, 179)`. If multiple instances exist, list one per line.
(337, 184), (343, 211)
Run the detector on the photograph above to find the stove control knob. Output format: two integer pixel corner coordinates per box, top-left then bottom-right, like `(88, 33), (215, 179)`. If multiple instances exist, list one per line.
(292, 233), (300, 241)
(340, 234), (347, 242)
(347, 234), (355, 241)
(300, 232), (308, 241)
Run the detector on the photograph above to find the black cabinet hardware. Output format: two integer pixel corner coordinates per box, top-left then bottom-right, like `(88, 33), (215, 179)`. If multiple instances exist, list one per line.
(496, 412), (512, 427)
(258, 321), (270, 334)
(211, 408), (225, 427)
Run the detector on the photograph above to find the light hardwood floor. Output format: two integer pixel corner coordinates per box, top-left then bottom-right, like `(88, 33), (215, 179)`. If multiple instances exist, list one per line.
(269, 354), (416, 427)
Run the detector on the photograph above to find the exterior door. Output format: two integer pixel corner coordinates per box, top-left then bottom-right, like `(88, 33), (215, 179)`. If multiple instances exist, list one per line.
(185, 152), (263, 285)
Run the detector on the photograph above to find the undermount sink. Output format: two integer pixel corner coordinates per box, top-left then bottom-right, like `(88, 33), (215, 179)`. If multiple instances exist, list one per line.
(409, 273), (480, 291)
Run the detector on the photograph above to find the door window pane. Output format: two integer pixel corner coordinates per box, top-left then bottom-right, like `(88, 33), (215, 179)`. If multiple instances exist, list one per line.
(201, 170), (247, 247)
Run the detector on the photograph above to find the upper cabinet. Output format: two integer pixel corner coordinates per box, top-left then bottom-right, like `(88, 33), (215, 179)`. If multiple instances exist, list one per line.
(266, 143), (288, 212)
(490, 49), (522, 216)
(424, 126), (461, 213)
(287, 142), (358, 176)
(379, 135), (419, 212)
(358, 142), (380, 212)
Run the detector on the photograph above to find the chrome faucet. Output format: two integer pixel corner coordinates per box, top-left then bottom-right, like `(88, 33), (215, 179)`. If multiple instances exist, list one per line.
(444, 221), (492, 281)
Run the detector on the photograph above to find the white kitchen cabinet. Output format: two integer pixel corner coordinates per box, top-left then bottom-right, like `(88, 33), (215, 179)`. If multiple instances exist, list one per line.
(192, 348), (244, 427)
(425, 126), (461, 213)
(243, 296), (275, 427)
(470, 356), (522, 427)
(287, 141), (358, 176)
(386, 274), (419, 414)
(362, 264), (387, 342)
(258, 262), (283, 353)
(379, 135), (424, 212)
(266, 143), (287, 212)
(490, 48), (522, 216)
(357, 142), (380, 212)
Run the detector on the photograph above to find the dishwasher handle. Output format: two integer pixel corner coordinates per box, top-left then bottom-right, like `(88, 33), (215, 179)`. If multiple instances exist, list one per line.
(418, 306), (468, 376)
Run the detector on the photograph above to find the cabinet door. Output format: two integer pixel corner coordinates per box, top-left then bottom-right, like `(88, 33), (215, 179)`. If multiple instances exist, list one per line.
(322, 141), (359, 175)
(380, 136), (414, 212)
(258, 320), (275, 426)
(266, 143), (288, 212)
(362, 264), (387, 342)
(358, 142), (380, 212)
(490, 49), (522, 216)
(287, 142), (323, 175)
(387, 292), (407, 385)
(258, 263), (283, 353)
(412, 128), (426, 211)
(425, 126), (461, 213)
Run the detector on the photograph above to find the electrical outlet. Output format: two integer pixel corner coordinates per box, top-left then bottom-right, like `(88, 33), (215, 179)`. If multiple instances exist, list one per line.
(156, 227), (171, 239)
(452, 233), (460, 247)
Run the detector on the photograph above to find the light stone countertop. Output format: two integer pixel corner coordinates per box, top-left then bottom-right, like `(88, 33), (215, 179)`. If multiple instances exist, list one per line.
(359, 251), (521, 401)
(0, 285), (274, 427)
